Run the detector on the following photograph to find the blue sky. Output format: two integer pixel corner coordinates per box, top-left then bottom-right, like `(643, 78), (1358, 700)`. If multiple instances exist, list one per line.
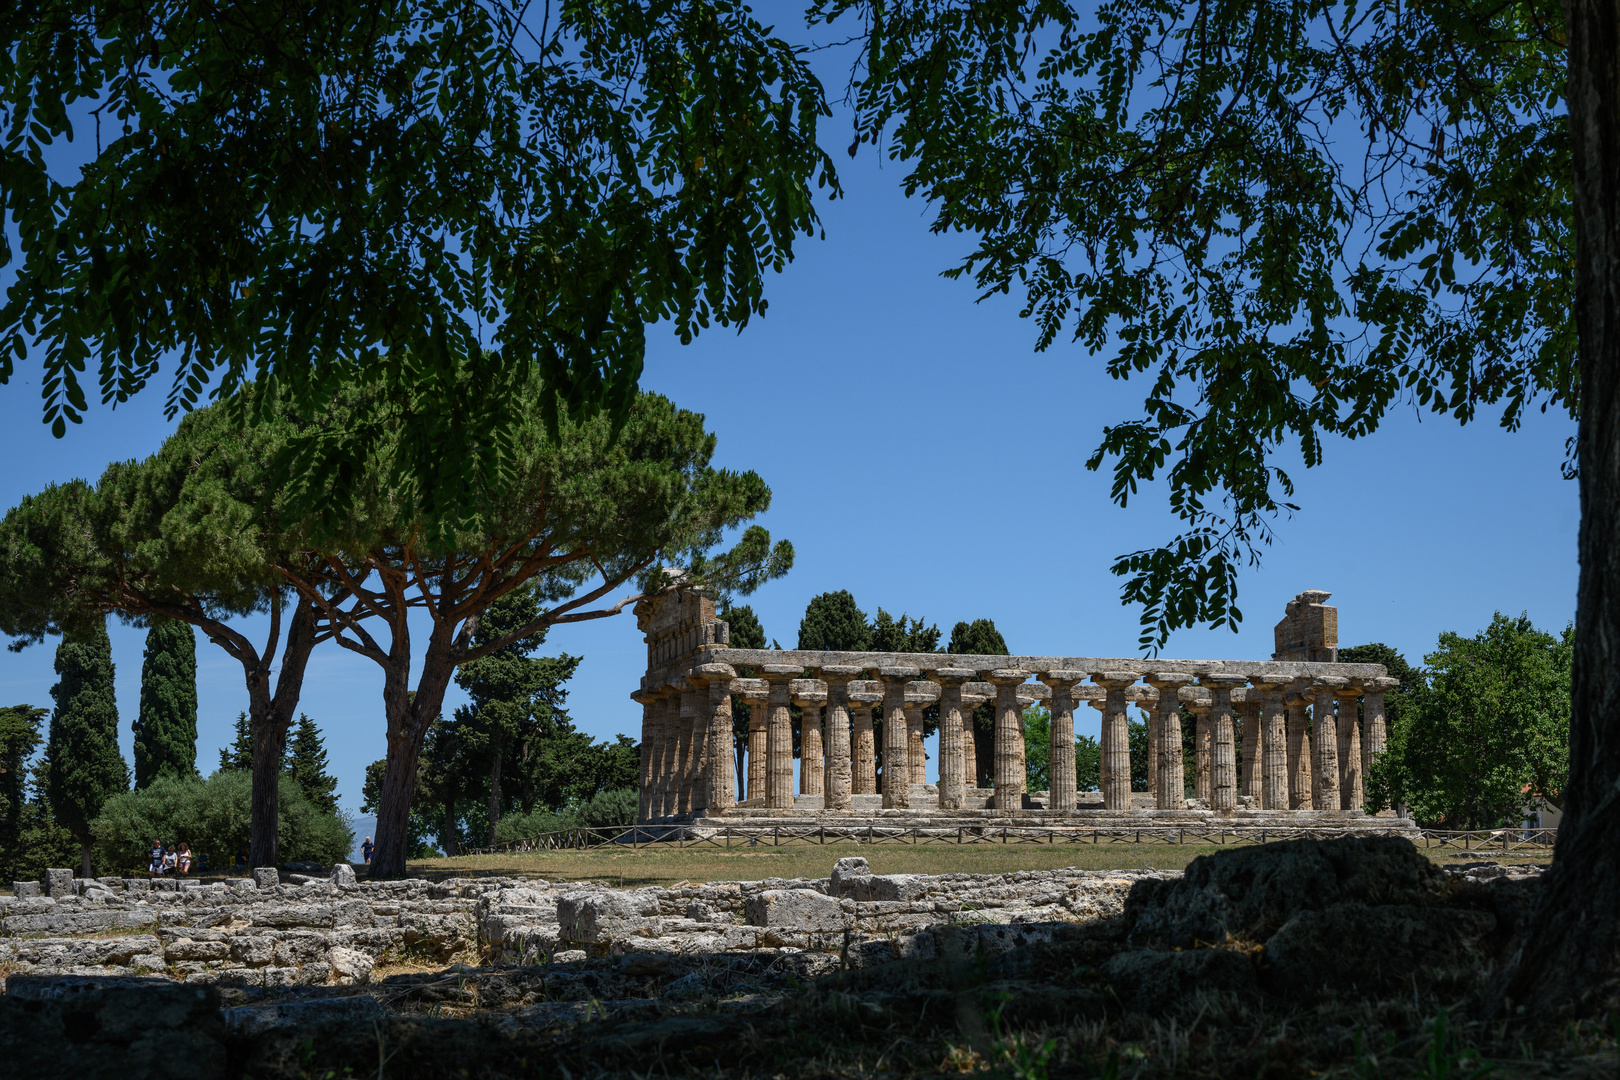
(0, 31), (1579, 833)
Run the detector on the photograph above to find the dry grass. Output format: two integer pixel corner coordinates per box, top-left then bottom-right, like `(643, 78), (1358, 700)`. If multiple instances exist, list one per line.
(400, 837), (1551, 887)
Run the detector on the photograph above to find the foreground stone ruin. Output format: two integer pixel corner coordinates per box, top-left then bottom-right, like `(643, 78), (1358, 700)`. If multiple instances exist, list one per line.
(0, 839), (1547, 1079)
(635, 589), (1411, 832)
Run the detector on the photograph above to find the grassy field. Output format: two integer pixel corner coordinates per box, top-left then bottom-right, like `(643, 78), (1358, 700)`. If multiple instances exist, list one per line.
(401, 837), (1552, 887)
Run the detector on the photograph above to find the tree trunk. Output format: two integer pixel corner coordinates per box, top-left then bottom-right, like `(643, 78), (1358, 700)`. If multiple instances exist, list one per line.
(487, 748), (503, 847)
(371, 615), (467, 878)
(80, 841), (92, 879)
(249, 599), (321, 869)
(1496, 0), (1620, 1015)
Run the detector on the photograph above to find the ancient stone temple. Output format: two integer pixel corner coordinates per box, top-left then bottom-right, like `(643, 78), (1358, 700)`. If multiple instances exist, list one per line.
(631, 589), (1404, 832)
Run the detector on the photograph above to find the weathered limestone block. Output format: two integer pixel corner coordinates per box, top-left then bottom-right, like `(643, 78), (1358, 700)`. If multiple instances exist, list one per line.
(164, 938), (233, 962)
(252, 903), (334, 929)
(9, 934), (165, 971)
(252, 868), (279, 889)
(557, 889), (663, 946)
(43, 868), (74, 898)
(2, 907), (159, 937)
(0, 980), (225, 1078)
(1261, 903), (1495, 998)
(11, 880), (41, 898)
(743, 889), (848, 931)
(229, 935), (277, 966)
(271, 931), (331, 967)
(221, 994), (384, 1035)
(330, 863), (358, 888)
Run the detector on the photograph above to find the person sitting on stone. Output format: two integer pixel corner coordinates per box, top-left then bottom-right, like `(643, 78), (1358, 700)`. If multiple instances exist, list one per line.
(176, 842), (192, 875)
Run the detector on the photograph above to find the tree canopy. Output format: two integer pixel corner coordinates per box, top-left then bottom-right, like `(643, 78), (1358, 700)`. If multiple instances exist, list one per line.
(1371, 613), (1571, 828)
(815, 0), (1570, 648)
(798, 591), (872, 651)
(285, 715), (341, 818)
(0, 0), (837, 524)
(133, 617), (199, 787)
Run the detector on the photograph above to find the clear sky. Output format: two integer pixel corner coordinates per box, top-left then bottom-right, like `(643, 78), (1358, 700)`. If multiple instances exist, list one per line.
(0, 27), (1579, 836)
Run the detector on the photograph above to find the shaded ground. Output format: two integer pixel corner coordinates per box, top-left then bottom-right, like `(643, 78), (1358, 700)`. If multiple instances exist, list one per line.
(403, 838), (1551, 887)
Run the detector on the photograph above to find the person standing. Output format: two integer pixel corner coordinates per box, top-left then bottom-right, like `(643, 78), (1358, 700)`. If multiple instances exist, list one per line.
(177, 842), (192, 875)
(361, 836), (374, 865)
(148, 839), (163, 877)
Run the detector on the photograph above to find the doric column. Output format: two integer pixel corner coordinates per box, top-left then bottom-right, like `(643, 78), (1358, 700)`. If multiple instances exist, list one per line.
(817, 666), (863, 811)
(695, 663), (737, 815)
(1336, 685), (1363, 812)
(1093, 672), (1137, 811)
(985, 670), (1030, 811)
(761, 664), (800, 810)
(1239, 692), (1263, 803)
(794, 681), (827, 796)
(1145, 673), (1191, 809)
(683, 680), (709, 816)
(876, 667), (919, 808)
(737, 681), (768, 803)
(1088, 698), (1109, 793)
(642, 692), (668, 820)
(1202, 675), (1246, 812)
(673, 681), (701, 815)
(850, 689), (882, 794)
(932, 668), (976, 810)
(1360, 676), (1398, 784)
(961, 689), (991, 788)
(903, 696), (927, 787)
(1037, 671), (1085, 811)
(1286, 683), (1313, 810)
(657, 686), (682, 818)
(1251, 679), (1290, 810)
(632, 691), (655, 823)
(1311, 676), (1345, 813)
(1188, 696), (1212, 802)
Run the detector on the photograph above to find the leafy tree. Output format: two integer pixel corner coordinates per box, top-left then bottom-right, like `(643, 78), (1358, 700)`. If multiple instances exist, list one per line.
(1339, 642), (1423, 738)
(1023, 704), (1102, 796)
(92, 771), (352, 874)
(0, 0), (836, 527)
(270, 377), (789, 877)
(1076, 735), (1101, 795)
(285, 715), (341, 818)
(869, 608), (941, 653)
(798, 591), (872, 651)
(44, 620), (129, 876)
(219, 713), (253, 774)
(948, 618), (1009, 786)
(133, 618), (199, 787)
(1372, 614), (1571, 828)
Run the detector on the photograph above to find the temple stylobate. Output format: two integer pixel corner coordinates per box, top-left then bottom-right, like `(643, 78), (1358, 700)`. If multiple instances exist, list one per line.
(632, 588), (1408, 832)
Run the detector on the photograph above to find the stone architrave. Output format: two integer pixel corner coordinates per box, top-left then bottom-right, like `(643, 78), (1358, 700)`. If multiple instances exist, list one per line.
(1336, 685), (1363, 812)
(985, 670), (1031, 811)
(739, 682), (769, 802)
(1037, 671), (1085, 811)
(683, 680), (708, 815)
(1310, 676), (1346, 813)
(1187, 695), (1212, 802)
(1360, 676), (1398, 786)
(1251, 679), (1290, 810)
(850, 689), (882, 794)
(931, 669), (976, 810)
(876, 668), (919, 809)
(961, 690), (991, 789)
(793, 681), (828, 796)
(1202, 675), (1246, 812)
(760, 665), (800, 810)
(695, 663), (738, 815)
(817, 666), (864, 811)
(632, 690), (657, 822)
(1239, 693), (1264, 803)
(1286, 684), (1313, 810)
(1145, 674), (1190, 809)
(1093, 673), (1137, 811)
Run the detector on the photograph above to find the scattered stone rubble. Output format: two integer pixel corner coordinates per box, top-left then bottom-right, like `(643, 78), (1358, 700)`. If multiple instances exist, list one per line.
(0, 839), (1549, 1079)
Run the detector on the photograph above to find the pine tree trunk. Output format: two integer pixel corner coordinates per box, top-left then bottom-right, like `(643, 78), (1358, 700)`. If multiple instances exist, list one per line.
(1496, 0), (1620, 1014)
(487, 749), (503, 847)
(370, 616), (466, 878)
(249, 599), (321, 869)
(80, 841), (92, 879)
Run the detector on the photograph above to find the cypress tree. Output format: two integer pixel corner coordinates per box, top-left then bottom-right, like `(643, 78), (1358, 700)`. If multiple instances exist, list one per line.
(45, 620), (130, 877)
(219, 712), (253, 772)
(132, 618), (199, 787)
(285, 714), (341, 816)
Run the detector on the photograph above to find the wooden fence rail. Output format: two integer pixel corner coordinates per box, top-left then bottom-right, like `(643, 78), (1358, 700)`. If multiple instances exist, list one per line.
(463, 825), (1559, 856)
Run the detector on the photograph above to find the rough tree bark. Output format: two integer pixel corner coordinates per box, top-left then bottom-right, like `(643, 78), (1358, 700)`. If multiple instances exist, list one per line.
(1497, 0), (1620, 1015)
(246, 599), (321, 869)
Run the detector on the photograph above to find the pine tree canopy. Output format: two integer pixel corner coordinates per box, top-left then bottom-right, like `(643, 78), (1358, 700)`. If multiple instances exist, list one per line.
(797, 591), (871, 651)
(219, 713), (253, 773)
(869, 608), (941, 653)
(285, 714), (341, 817)
(133, 617), (199, 787)
(45, 620), (128, 846)
(721, 603), (767, 651)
